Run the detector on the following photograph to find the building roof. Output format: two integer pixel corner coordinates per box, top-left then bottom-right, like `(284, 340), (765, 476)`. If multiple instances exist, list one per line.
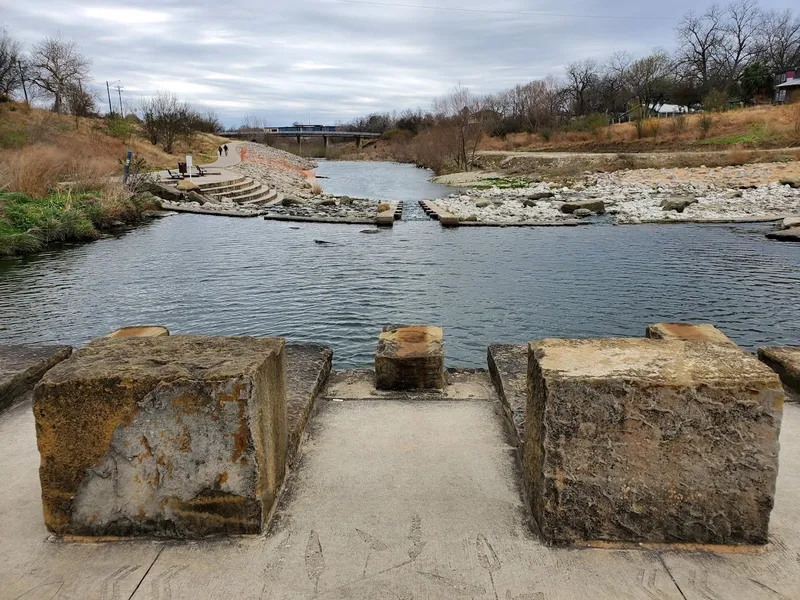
(776, 79), (800, 89)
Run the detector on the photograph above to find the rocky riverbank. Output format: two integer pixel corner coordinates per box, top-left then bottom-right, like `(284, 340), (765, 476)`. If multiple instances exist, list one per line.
(263, 195), (385, 222)
(229, 142), (318, 201)
(434, 161), (800, 226)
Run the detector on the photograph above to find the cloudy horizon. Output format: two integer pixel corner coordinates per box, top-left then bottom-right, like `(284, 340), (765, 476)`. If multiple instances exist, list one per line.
(1, 0), (795, 127)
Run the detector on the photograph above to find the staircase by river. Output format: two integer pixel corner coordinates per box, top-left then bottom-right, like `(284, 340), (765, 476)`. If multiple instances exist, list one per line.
(197, 175), (282, 207)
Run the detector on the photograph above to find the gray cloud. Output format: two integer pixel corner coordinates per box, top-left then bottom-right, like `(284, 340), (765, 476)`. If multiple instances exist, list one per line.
(1, 0), (794, 126)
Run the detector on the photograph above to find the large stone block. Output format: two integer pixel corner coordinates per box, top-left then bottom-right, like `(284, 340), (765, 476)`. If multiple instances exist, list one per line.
(33, 335), (287, 538)
(758, 346), (800, 400)
(0, 345), (72, 412)
(645, 322), (736, 345)
(524, 338), (783, 545)
(375, 325), (444, 390)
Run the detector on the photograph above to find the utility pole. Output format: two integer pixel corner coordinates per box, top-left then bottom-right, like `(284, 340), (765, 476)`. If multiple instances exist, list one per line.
(115, 85), (124, 117)
(18, 60), (28, 106)
(106, 81), (113, 115)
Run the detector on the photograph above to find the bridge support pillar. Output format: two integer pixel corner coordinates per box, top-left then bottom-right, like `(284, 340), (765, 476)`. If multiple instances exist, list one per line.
(356, 136), (362, 150)
(296, 135), (301, 145)
(323, 135), (329, 151)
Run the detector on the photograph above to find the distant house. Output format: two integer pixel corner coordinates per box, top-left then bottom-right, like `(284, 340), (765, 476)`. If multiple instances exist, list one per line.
(774, 67), (800, 104)
(618, 103), (694, 122)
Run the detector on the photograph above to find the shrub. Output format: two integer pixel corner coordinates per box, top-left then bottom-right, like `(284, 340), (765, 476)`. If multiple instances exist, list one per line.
(377, 202), (391, 212)
(106, 115), (135, 140)
(539, 129), (552, 142)
(634, 118), (646, 139)
(703, 90), (728, 113)
(382, 128), (413, 143)
(646, 118), (661, 138)
(670, 115), (687, 133)
(698, 115), (714, 139)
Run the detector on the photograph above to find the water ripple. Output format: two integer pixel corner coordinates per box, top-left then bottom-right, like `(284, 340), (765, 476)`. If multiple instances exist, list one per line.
(1, 163), (799, 368)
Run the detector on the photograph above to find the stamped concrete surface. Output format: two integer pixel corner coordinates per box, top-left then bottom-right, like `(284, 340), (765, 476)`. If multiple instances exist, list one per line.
(1, 385), (799, 598)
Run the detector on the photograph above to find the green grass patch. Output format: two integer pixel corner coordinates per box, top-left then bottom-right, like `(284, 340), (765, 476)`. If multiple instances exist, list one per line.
(0, 190), (157, 256)
(693, 123), (777, 147)
(0, 124), (28, 148)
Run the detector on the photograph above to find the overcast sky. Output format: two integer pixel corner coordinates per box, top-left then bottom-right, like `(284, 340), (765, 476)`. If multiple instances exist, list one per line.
(1, 0), (794, 126)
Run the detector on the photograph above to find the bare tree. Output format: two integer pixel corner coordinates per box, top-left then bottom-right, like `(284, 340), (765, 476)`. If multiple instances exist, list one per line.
(0, 28), (22, 99)
(625, 51), (673, 114)
(139, 92), (194, 153)
(566, 59), (599, 116)
(64, 81), (96, 117)
(676, 5), (725, 94)
(715, 0), (762, 91)
(240, 114), (265, 130)
(433, 85), (486, 172)
(759, 9), (800, 70)
(29, 35), (91, 113)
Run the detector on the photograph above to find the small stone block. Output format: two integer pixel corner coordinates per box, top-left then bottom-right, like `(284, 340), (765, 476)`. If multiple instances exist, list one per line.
(105, 325), (170, 338)
(758, 346), (800, 399)
(439, 214), (460, 227)
(645, 322), (736, 345)
(375, 325), (444, 390)
(33, 335), (287, 538)
(525, 338), (783, 545)
(0, 345), (72, 412)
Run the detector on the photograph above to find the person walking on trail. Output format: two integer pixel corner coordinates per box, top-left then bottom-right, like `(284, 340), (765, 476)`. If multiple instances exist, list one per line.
(217, 146), (222, 157)
(223, 144), (228, 156)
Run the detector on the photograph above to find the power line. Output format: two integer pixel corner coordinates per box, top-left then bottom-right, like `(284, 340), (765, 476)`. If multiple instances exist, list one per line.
(330, 0), (675, 21)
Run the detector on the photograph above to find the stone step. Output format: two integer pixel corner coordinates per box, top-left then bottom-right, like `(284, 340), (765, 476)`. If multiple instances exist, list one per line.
(214, 182), (264, 200)
(233, 187), (275, 205)
(240, 189), (279, 206)
(194, 175), (247, 194)
(199, 177), (253, 194)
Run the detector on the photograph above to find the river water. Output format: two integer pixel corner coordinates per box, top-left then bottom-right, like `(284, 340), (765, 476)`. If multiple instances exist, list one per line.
(1, 161), (799, 367)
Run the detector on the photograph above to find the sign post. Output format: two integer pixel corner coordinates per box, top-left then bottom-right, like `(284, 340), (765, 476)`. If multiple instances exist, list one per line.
(123, 150), (132, 185)
(186, 154), (193, 179)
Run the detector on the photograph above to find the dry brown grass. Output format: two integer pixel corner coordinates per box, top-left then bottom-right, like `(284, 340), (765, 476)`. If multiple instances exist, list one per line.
(478, 104), (800, 153)
(309, 181), (323, 195)
(0, 102), (229, 177)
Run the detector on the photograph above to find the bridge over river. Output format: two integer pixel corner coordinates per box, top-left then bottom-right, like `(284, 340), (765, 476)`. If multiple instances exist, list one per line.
(222, 128), (381, 149)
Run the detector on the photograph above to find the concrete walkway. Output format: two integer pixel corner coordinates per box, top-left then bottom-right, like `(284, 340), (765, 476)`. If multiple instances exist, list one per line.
(203, 140), (245, 168)
(1, 376), (799, 599)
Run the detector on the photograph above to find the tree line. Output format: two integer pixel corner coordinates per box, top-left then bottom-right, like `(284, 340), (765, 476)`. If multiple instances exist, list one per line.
(344, 0), (800, 144)
(0, 30), (222, 153)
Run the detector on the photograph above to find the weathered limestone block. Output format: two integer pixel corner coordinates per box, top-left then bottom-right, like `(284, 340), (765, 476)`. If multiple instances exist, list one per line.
(375, 325), (444, 390)
(105, 325), (170, 338)
(33, 335), (287, 538)
(525, 338), (783, 545)
(560, 199), (605, 214)
(758, 346), (800, 399)
(0, 345), (72, 412)
(645, 322), (737, 345)
(285, 344), (333, 464)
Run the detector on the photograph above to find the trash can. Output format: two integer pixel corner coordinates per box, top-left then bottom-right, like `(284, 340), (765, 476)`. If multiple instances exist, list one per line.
(178, 162), (187, 176)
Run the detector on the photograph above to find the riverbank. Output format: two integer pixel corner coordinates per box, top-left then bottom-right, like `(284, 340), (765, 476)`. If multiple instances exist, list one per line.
(0, 189), (162, 256)
(432, 161), (800, 226)
(228, 142), (320, 201)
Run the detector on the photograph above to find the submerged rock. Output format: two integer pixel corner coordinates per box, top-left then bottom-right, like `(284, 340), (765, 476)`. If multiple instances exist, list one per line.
(766, 226), (800, 242)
